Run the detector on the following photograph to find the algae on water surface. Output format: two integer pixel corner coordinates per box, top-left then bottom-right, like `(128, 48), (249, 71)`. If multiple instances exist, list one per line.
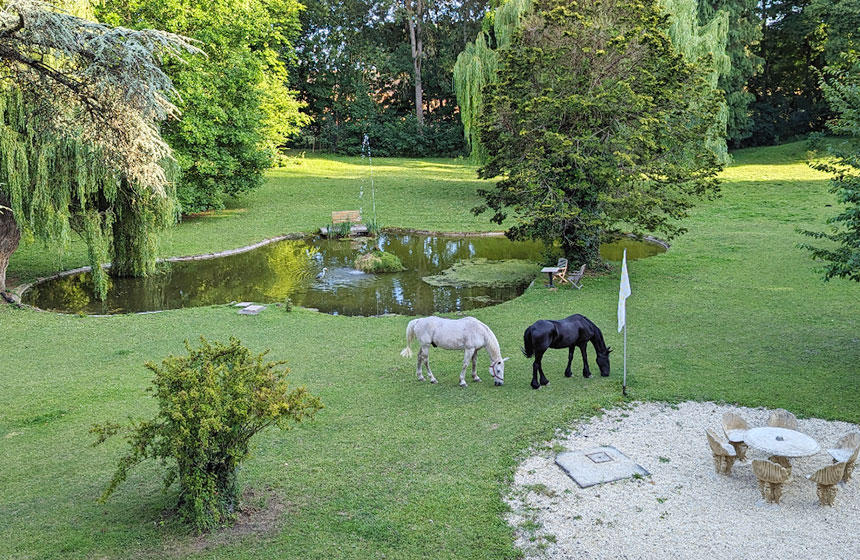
(422, 258), (538, 288)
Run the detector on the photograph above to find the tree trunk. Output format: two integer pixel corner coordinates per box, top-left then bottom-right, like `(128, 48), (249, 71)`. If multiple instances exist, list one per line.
(406, 0), (424, 128)
(0, 192), (21, 293)
(561, 225), (602, 270)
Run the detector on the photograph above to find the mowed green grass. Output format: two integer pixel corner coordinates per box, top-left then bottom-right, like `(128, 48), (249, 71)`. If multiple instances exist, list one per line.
(1, 142), (858, 559)
(7, 154), (497, 285)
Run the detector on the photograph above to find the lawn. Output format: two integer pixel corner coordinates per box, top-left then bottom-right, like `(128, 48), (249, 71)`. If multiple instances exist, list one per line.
(1, 141), (857, 559)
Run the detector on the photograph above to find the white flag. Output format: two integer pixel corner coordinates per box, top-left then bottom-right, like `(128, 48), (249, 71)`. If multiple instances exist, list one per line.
(617, 249), (631, 332)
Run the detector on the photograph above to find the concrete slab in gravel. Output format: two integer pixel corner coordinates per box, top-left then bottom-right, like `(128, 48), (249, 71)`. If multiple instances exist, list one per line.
(555, 446), (649, 488)
(238, 304), (266, 315)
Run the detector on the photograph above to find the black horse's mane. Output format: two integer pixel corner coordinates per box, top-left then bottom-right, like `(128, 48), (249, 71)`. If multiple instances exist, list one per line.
(580, 315), (608, 354)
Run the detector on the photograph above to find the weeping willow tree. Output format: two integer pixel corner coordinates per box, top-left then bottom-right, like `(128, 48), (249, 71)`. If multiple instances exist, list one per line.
(663, 0), (731, 163)
(453, 0), (532, 163)
(0, 0), (198, 296)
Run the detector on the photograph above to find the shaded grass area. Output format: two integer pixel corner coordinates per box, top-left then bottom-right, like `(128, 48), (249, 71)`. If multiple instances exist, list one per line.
(1, 141), (858, 559)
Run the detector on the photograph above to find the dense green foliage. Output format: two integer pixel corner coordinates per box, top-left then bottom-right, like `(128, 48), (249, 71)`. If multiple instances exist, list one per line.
(290, 0), (486, 156)
(98, 0), (309, 212)
(453, 0), (532, 162)
(807, 0), (860, 64)
(747, 0), (829, 146)
(1, 144), (858, 559)
(0, 0), (190, 295)
(664, 0), (731, 162)
(354, 250), (406, 273)
(803, 56), (860, 281)
(475, 0), (722, 266)
(92, 337), (322, 531)
(456, 0), (732, 162)
(698, 0), (762, 145)
(698, 0), (762, 146)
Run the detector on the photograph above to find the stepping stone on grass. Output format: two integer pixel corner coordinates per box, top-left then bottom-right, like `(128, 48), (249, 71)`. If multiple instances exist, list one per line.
(238, 305), (266, 315)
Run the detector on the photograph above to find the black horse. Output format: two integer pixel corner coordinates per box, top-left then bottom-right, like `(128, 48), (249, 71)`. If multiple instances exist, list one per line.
(522, 314), (611, 390)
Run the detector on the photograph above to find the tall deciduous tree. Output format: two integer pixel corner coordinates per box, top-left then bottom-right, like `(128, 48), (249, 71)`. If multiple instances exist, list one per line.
(98, 0), (309, 212)
(802, 54), (860, 282)
(747, 0), (828, 146)
(663, 0), (731, 163)
(453, 0), (532, 163)
(0, 0), (198, 294)
(474, 0), (722, 266)
(403, 0), (426, 128)
(291, 0), (484, 155)
(698, 0), (763, 146)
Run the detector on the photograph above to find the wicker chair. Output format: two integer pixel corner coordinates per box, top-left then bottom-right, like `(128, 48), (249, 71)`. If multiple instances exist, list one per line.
(827, 432), (860, 482)
(808, 462), (847, 506)
(721, 412), (749, 461)
(752, 459), (790, 504)
(767, 408), (799, 431)
(706, 428), (737, 475)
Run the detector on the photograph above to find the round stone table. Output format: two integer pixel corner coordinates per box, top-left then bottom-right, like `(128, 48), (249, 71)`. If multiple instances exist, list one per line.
(745, 426), (820, 458)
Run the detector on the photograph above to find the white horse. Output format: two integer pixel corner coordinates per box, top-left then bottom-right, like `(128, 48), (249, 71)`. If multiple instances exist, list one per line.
(400, 316), (509, 386)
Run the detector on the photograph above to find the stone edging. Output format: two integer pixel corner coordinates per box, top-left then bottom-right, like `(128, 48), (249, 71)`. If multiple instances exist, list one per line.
(11, 232), (307, 302)
(9, 228), (668, 311)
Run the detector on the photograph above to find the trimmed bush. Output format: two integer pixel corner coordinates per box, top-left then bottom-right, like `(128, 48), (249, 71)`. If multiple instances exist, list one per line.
(92, 337), (322, 531)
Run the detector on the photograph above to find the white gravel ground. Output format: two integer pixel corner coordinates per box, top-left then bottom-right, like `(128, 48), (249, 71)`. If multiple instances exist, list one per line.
(507, 401), (860, 560)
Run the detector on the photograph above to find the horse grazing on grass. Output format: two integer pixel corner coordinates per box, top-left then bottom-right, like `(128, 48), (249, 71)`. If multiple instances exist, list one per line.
(522, 314), (611, 390)
(400, 316), (509, 387)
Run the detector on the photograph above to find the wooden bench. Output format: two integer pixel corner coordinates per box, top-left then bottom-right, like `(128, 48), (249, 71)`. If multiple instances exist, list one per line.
(320, 210), (369, 236)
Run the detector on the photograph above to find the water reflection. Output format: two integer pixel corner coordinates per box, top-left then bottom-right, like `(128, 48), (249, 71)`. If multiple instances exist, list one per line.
(24, 234), (666, 316)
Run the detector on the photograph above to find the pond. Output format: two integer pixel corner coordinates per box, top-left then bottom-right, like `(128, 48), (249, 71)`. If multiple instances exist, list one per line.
(23, 234), (666, 316)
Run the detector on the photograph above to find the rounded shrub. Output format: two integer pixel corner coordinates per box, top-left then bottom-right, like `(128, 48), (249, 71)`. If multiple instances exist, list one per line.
(92, 337), (322, 531)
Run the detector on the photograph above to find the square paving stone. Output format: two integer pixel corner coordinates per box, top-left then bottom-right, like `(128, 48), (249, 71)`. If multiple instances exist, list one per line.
(555, 446), (650, 488)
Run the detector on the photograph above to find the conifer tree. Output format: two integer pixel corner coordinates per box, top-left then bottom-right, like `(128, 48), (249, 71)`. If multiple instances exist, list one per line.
(474, 0), (723, 267)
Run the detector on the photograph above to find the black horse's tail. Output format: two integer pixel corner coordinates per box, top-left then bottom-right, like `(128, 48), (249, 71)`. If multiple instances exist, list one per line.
(522, 326), (534, 358)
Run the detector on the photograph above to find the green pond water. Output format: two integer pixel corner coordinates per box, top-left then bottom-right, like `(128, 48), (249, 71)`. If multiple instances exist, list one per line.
(23, 234), (665, 316)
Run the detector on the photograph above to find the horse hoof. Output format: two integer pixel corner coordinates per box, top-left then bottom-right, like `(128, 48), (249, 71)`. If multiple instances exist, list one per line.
(494, 381), (503, 386)
(600, 373), (610, 377)
(540, 379), (549, 386)
(430, 379), (438, 384)
(459, 382), (467, 388)
(564, 370), (572, 378)
(473, 377), (482, 382)
(583, 373), (592, 379)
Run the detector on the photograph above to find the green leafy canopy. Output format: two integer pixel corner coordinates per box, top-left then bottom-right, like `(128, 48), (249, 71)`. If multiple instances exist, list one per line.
(474, 0), (723, 266)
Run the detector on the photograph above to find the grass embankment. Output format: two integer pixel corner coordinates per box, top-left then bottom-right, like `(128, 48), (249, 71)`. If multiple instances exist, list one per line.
(1, 142), (858, 560)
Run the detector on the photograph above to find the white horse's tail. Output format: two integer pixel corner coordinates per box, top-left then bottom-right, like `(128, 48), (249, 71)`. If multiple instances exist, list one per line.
(400, 321), (415, 358)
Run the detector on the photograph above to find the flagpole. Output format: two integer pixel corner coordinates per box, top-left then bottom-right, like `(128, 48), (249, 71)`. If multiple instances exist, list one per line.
(622, 322), (627, 396)
(618, 248), (630, 397)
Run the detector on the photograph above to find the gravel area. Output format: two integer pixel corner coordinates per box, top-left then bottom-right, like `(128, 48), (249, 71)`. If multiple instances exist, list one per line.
(508, 401), (860, 559)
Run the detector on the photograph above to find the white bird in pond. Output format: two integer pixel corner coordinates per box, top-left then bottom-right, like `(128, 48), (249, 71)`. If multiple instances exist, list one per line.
(316, 267), (327, 280)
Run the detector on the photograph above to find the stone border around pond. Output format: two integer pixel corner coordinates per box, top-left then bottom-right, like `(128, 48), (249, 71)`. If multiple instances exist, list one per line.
(10, 232), (308, 309)
(10, 228), (669, 314)
(10, 229), (509, 305)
